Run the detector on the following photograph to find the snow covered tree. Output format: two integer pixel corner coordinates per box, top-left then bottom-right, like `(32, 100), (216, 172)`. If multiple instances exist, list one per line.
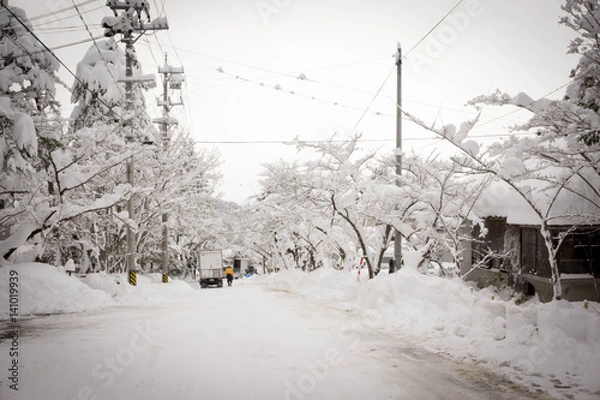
(257, 135), (418, 278)
(26, 34), (164, 271)
(252, 161), (351, 271)
(561, 0), (600, 145)
(132, 130), (222, 274)
(0, 6), (60, 117)
(70, 37), (155, 137)
(399, 153), (490, 269)
(0, 5), (70, 263)
(0, 5), (60, 176)
(403, 7), (600, 297)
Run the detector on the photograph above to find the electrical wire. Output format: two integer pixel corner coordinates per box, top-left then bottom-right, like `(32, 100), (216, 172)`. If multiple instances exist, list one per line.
(348, 65), (396, 134)
(0, 27), (72, 92)
(474, 81), (572, 128)
(30, 5), (105, 28)
(0, 4), (153, 141)
(141, 40), (502, 123)
(347, 0), (466, 135)
(141, 37), (526, 126)
(206, 64), (395, 118)
(28, 0), (95, 21)
(51, 35), (104, 51)
(70, 0), (124, 100)
(403, 0), (465, 59)
(191, 131), (536, 146)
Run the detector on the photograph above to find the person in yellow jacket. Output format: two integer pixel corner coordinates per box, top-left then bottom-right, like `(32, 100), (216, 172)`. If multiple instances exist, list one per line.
(224, 266), (234, 287)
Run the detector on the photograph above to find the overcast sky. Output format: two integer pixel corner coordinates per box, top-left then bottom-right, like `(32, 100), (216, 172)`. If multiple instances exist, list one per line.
(22, 0), (578, 203)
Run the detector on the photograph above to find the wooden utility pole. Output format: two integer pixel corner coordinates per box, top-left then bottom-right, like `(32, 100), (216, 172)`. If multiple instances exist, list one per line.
(393, 44), (402, 271)
(153, 54), (184, 283)
(124, 33), (136, 285)
(103, 1), (168, 285)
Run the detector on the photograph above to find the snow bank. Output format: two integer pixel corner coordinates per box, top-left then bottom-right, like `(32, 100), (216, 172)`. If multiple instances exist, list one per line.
(267, 267), (600, 400)
(80, 271), (194, 305)
(267, 267), (360, 303)
(0, 264), (195, 319)
(0, 263), (111, 318)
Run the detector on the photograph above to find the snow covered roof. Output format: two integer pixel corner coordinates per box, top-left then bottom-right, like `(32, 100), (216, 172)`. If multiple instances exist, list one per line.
(475, 168), (600, 226)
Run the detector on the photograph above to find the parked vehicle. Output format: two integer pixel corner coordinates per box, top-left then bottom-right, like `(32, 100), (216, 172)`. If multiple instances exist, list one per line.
(232, 258), (249, 279)
(199, 250), (224, 288)
(418, 259), (443, 276)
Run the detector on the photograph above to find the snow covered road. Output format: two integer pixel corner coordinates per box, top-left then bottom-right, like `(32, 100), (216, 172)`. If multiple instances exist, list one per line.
(1, 279), (553, 400)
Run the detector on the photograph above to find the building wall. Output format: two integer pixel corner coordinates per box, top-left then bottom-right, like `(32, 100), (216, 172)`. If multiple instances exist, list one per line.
(463, 218), (600, 301)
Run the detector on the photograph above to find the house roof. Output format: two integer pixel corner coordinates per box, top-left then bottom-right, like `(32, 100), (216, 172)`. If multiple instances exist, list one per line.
(476, 167), (600, 226)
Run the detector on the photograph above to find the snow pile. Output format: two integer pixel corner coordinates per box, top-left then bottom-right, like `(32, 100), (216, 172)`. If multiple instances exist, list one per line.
(0, 264), (195, 319)
(267, 267), (359, 303)
(80, 271), (194, 305)
(0, 263), (111, 318)
(267, 267), (600, 399)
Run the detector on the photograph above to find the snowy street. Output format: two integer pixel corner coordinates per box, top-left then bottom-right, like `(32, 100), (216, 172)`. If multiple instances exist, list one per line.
(2, 1), (600, 399)
(1, 279), (551, 400)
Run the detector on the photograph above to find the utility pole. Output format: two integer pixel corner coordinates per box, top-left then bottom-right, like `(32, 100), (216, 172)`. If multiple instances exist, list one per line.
(153, 54), (184, 283)
(393, 44), (402, 272)
(103, 0), (168, 286)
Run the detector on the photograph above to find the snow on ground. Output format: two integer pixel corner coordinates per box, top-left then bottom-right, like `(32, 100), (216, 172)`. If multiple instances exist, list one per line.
(0, 262), (599, 399)
(266, 267), (600, 400)
(0, 265), (556, 400)
(0, 263), (196, 318)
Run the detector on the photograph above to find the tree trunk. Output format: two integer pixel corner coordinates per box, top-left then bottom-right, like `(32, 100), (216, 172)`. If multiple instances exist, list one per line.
(540, 222), (562, 300)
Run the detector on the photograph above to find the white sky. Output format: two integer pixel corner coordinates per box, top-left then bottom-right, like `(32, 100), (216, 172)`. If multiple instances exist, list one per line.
(20, 0), (578, 203)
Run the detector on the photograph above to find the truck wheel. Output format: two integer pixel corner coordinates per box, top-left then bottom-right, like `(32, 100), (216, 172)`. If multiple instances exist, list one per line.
(217, 280), (223, 288)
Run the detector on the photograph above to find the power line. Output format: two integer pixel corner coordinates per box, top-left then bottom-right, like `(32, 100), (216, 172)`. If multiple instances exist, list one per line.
(35, 24), (101, 33)
(142, 40), (507, 122)
(139, 38), (529, 129)
(51, 35), (103, 51)
(192, 131), (536, 146)
(209, 65), (395, 118)
(0, 24), (72, 92)
(28, 0), (95, 21)
(1, 4), (153, 141)
(70, 0), (124, 99)
(474, 81), (572, 128)
(349, 65), (396, 134)
(302, 56), (391, 74)
(147, 46), (526, 126)
(347, 0), (466, 136)
(30, 5), (105, 28)
(403, 0), (465, 59)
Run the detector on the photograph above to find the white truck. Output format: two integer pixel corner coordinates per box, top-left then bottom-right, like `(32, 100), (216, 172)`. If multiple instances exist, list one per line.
(199, 250), (224, 288)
